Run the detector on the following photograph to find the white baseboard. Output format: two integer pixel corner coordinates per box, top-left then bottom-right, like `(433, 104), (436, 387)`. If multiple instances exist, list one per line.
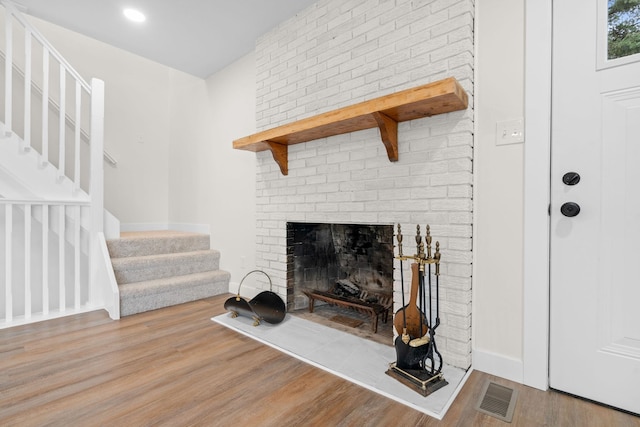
(120, 223), (169, 232)
(472, 349), (524, 384)
(120, 222), (210, 234)
(169, 222), (210, 234)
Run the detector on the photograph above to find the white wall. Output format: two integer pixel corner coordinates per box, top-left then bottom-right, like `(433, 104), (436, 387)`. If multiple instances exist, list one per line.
(167, 53), (257, 287)
(473, 0), (526, 382)
(28, 16), (173, 224)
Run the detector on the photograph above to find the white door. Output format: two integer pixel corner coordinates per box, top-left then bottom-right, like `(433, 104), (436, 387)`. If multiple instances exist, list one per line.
(550, 0), (640, 415)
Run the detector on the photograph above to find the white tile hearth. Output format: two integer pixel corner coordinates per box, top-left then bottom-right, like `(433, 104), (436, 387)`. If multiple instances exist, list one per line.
(212, 313), (470, 420)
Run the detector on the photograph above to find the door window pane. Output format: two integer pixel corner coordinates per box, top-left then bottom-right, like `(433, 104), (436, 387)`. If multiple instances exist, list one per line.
(608, 0), (640, 59)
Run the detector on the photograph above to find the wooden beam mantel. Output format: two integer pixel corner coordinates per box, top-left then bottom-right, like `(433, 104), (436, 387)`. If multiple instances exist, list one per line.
(233, 77), (468, 175)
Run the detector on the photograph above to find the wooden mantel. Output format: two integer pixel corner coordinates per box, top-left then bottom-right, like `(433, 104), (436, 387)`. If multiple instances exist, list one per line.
(233, 77), (468, 175)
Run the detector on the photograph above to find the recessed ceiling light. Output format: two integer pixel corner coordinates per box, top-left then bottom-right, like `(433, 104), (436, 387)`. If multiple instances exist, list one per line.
(123, 8), (146, 23)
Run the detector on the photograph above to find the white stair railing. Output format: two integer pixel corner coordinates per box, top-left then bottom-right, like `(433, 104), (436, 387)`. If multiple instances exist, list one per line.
(3, 0), (93, 181)
(0, 48), (117, 166)
(0, 1), (117, 327)
(1, 200), (91, 324)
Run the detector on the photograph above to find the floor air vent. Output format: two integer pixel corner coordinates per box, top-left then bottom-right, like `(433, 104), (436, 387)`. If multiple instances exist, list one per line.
(475, 380), (518, 422)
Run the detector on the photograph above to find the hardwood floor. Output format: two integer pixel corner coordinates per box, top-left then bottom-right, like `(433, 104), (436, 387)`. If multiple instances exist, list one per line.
(1, 294), (638, 426)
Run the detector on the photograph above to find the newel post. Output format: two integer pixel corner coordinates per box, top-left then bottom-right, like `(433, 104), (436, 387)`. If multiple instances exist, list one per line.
(4, 7), (13, 135)
(89, 78), (105, 303)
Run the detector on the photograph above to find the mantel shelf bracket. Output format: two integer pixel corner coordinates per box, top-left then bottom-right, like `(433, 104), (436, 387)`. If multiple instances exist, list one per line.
(266, 141), (288, 175)
(372, 111), (398, 162)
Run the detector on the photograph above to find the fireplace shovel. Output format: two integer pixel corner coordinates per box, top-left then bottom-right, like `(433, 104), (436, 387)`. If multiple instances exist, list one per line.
(224, 270), (286, 326)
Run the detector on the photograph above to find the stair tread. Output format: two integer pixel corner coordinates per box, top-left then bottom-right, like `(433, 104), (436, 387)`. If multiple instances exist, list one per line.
(106, 230), (211, 258)
(119, 270), (230, 294)
(119, 269), (230, 316)
(111, 248), (223, 284)
(111, 249), (220, 266)
(117, 230), (208, 239)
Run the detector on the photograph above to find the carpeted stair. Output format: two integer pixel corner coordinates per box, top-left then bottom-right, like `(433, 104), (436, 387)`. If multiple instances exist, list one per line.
(107, 230), (230, 316)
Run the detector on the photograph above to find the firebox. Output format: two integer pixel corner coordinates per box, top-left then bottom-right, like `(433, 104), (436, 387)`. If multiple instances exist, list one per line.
(286, 222), (394, 335)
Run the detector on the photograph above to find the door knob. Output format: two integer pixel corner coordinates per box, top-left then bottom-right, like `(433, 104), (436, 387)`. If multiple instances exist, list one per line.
(562, 172), (581, 186)
(560, 202), (580, 217)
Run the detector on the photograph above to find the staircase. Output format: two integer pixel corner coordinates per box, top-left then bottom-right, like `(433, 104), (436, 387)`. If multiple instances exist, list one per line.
(1, 1), (227, 326)
(1, 0), (118, 327)
(107, 231), (230, 316)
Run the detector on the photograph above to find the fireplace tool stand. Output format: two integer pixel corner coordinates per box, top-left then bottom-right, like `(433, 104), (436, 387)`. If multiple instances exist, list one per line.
(386, 224), (448, 397)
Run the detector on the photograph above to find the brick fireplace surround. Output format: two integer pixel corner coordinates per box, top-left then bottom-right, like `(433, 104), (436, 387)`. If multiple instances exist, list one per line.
(251, 0), (473, 369)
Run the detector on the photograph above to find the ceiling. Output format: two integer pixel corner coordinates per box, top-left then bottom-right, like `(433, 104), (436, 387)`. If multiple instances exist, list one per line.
(13, 0), (318, 78)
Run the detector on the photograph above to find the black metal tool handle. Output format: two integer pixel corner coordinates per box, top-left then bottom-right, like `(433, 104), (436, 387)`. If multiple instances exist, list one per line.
(397, 224), (408, 342)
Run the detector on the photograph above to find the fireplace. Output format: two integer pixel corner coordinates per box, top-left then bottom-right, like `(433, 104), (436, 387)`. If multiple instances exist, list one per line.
(254, 0), (474, 369)
(286, 222), (394, 339)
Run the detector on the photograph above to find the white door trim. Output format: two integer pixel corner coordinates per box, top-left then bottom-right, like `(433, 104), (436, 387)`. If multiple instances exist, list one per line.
(523, 0), (552, 390)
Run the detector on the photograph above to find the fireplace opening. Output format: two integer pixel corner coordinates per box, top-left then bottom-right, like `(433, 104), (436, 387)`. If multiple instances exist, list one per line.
(286, 222), (394, 345)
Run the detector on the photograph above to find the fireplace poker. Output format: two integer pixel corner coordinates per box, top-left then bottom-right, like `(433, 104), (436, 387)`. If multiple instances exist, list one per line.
(424, 241), (443, 375)
(432, 242), (443, 371)
(419, 262), (425, 339)
(396, 224), (410, 344)
(415, 225), (425, 261)
(434, 241), (442, 331)
(426, 226), (433, 341)
(416, 224), (426, 340)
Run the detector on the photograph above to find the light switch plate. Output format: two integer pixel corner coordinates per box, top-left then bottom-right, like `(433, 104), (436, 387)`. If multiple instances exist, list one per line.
(496, 118), (524, 145)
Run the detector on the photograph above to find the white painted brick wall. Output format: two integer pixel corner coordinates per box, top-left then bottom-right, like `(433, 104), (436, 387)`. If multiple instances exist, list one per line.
(253, 0), (474, 369)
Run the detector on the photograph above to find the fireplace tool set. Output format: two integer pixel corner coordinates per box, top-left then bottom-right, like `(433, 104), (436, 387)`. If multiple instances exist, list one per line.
(224, 270), (286, 326)
(386, 224), (448, 396)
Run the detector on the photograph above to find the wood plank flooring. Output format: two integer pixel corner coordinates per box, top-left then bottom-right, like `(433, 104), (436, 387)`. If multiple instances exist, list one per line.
(1, 294), (638, 426)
